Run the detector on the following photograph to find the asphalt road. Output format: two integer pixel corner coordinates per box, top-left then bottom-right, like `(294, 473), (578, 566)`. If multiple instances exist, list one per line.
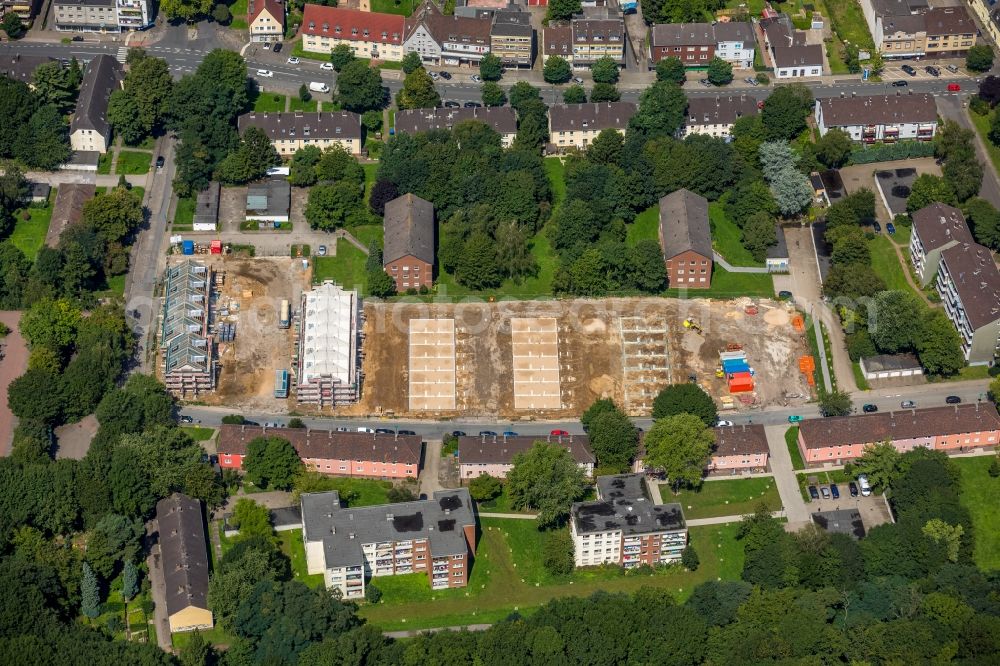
(936, 93), (1000, 208)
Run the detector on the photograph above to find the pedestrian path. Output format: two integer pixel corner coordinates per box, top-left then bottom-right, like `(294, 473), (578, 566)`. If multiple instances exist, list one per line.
(116, 46), (128, 63)
(686, 510), (784, 527)
(712, 251), (769, 274)
(478, 512), (537, 520)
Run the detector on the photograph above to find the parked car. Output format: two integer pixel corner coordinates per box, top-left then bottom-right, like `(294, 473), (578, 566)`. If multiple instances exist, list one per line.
(947, 82), (961, 91)
(830, 484), (840, 499)
(429, 71), (439, 80)
(863, 403), (878, 413)
(849, 481), (859, 497)
(821, 486), (831, 499)
(873, 221), (882, 233)
(179, 415), (194, 423)
(72, 35), (84, 41)
(439, 71), (452, 80)
(788, 415), (803, 423)
(464, 101), (481, 108)
(901, 64), (917, 75)
(273, 43), (282, 53)
(156, 156), (165, 169)
(572, 76), (584, 84)
(502, 431), (518, 437)
(892, 80), (908, 87)
(443, 100), (460, 108)
(886, 222), (896, 235)
(357, 427), (375, 433)
(317, 245), (327, 256)
(858, 474), (872, 496)
(947, 64), (959, 73)
(901, 400), (916, 408)
(397, 429), (416, 435)
(946, 395), (962, 404)
(470, 74), (482, 83)
(925, 65), (940, 76)
(451, 430), (466, 437)
(745, 76), (758, 86)
(374, 428), (394, 434)
(550, 429), (570, 436)
(699, 78), (712, 87)
(808, 485), (819, 500)
(778, 290), (793, 300)
(336, 427), (348, 432)
(256, 69), (274, 78)
(320, 62), (334, 71)
(715, 419), (734, 427)
(479, 430), (497, 436)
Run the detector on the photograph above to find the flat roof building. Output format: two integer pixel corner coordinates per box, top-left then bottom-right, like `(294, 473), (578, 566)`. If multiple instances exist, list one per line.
(193, 182), (220, 232)
(297, 282), (361, 406)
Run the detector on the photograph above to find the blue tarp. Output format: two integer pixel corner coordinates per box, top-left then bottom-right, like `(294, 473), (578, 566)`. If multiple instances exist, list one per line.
(722, 358), (748, 371)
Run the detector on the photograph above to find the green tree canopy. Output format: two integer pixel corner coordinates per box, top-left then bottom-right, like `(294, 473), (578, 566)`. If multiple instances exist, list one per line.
(761, 84), (813, 141)
(655, 56), (686, 84)
(329, 43), (356, 72)
(506, 442), (588, 528)
(651, 383), (718, 426)
(243, 436), (302, 490)
(337, 60), (388, 112)
(588, 407), (638, 473)
(396, 67), (441, 110)
(543, 56), (572, 84)
(642, 414), (714, 493)
(481, 81), (507, 107)
(591, 56), (621, 84)
(706, 57), (733, 86)
(563, 84), (587, 104)
(479, 53), (503, 81)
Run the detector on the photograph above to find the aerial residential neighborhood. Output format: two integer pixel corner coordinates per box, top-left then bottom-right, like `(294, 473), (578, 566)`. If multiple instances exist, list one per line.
(1, 0), (1000, 659)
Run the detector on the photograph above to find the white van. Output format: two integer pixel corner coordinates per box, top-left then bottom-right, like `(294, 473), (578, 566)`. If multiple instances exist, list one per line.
(858, 474), (872, 497)
(309, 81), (330, 93)
(357, 427), (375, 433)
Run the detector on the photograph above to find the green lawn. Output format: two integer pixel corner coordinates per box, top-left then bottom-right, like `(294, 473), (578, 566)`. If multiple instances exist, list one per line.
(172, 625), (237, 650)
(228, 0), (248, 29)
(627, 204), (659, 246)
(852, 361), (871, 390)
(295, 476), (393, 507)
(288, 96), (319, 113)
(477, 486), (533, 514)
(174, 196), (195, 226)
(115, 150), (152, 175)
(10, 193), (54, 260)
(664, 264), (774, 299)
(278, 528), (326, 588)
(360, 519), (745, 631)
(103, 274), (126, 297)
(253, 92), (288, 113)
(954, 456), (1000, 571)
(544, 157), (566, 206)
(785, 426), (805, 470)
(348, 223), (383, 249)
(665, 477), (781, 520)
(870, 235), (915, 294)
(362, 162), (379, 208)
(709, 202), (762, 267)
(124, 135), (157, 150)
(181, 426), (215, 441)
(371, 0), (416, 15)
(291, 41), (336, 63)
(97, 152), (112, 175)
(312, 239), (369, 293)
(971, 109), (1000, 179)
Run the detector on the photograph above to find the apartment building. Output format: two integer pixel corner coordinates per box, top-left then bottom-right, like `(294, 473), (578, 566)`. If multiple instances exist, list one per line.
(248, 0), (284, 44)
(160, 261), (215, 396)
(658, 188), (712, 289)
(542, 23), (572, 64)
(759, 16), (823, 78)
(908, 202), (973, 285)
(681, 94), (759, 139)
(237, 111), (363, 156)
(0, 48), (52, 83)
(863, 0), (975, 58)
(115, 0), (150, 29)
(69, 54), (122, 154)
(490, 9), (534, 67)
(297, 282), (361, 406)
(302, 489), (476, 599)
(1, 0), (43, 22)
(814, 93), (937, 142)
(300, 4), (405, 61)
(394, 106), (517, 147)
(923, 7), (976, 57)
(648, 21), (754, 68)
(383, 193), (435, 292)
(52, 0), (152, 31)
(798, 404), (1000, 465)
(571, 474), (687, 568)
(968, 0), (1000, 49)
(457, 434), (595, 480)
(633, 425), (769, 474)
(217, 424), (421, 479)
(936, 242), (1000, 365)
(405, 0), (491, 66)
(547, 101), (637, 150)
(570, 12), (626, 67)
(156, 494), (213, 633)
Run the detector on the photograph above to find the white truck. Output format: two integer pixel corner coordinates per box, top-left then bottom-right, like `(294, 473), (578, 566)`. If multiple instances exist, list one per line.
(309, 81), (330, 93)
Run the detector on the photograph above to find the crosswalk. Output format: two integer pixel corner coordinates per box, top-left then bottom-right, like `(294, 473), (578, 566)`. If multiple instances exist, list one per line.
(116, 47), (128, 64)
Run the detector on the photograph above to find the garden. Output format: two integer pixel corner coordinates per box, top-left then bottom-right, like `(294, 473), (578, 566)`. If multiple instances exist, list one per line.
(9, 188), (54, 260)
(665, 477), (782, 520)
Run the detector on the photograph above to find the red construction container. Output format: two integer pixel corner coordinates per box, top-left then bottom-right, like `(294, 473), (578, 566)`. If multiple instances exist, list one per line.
(728, 372), (754, 393)
(210, 240), (223, 254)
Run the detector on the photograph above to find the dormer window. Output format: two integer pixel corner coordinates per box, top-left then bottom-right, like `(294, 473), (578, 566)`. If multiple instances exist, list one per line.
(363, 29), (369, 36)
(381, 31), (387, 38)
(322, 22), (328, 31)
(334, 24), (341, 32)
(352, 27), (358, 35)
(308, 20), (315, 29)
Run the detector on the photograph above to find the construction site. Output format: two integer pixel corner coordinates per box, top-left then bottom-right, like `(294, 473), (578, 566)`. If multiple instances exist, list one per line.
(353, 296), (816, 419)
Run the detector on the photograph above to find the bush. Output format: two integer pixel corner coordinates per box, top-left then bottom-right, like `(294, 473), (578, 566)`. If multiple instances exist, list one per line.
(542, 529), (574, 576)
(468, 473), (502, 502)
(756, 72), (770, 85)
(989, 455), (1000, 478)
(298, 84), (312, 103)
(681, 544), (700, 571)
(848, 140), (936, 165)
(287, 418), (306, 428)
(364, 583), (383, 603)
(221, 414), (246, 425)
(970, 95), (990, 116)
(20, 210), (30, 221)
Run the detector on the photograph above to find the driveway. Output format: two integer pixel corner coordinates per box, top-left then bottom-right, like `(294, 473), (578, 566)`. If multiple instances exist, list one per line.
(937, 94), (1000, 208)
(763, 424), (810, 529)
(145, 527), (173, 653)
(418, 439), (443, 497)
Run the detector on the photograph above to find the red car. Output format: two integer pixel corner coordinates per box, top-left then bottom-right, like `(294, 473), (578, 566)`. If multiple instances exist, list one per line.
(550, 429), (570, 436)
(947, 83), (961, 92)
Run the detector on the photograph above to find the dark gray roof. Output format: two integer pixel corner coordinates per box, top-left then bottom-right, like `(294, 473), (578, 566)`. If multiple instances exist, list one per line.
(767, 224), (788, 260)
(548, 102), (637, 133)
(940, 243), (1000, 330)
(29, 182), (51, 201)
(194, 182), (220, 227)
(713, 424), (769, 457)
(394, 106), (517, 137)
(911, 203), (973, 252)
(383, 193), (435, 265)
(572, 474), (685, 536)
(238, 111), (362, 142)
(713, 21), (754, 42)
(686, 95), (759, 127)
(246, 178), (291, 217)
(772, 44), (824, 68)
(860, 353), (922, 372)
(0, 47), (55, 84)
(658, 188), (711, 260)
(70, 54), (122, 136)
(52, 183), (96, 231)
(301, 488), (475, 568)
(924, 6), (975, 36)
(812, 509), (866, 539)
(458, 434), (595, 465)
(818, 93), (937, 127)
(156, 493), (210, 616)
(491, 9), (532, 36)
(882, 14), (927, 36)
(650, 21), (753, 47)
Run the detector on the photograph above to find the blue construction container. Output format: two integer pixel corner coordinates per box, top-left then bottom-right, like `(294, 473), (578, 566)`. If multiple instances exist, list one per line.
(724, 361), (751, 375)
(721, 357), (748, 372)
(182, 240), (194, 255)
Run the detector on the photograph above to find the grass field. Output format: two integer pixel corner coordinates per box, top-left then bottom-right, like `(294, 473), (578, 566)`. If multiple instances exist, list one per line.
(477, 486), (533, 514)
(10, 193), (54, 260)
(627, 205), (659, 246)
(371, 0), (415, 15)
(295, 476), (393, 507)
(359, 519), (745, 630)
(253, 92), (287, 113)
(288, 96), (319, 112)
(954, 455), (1000, 571)
(665, 477), (781, 519)
(545, 157), (566, 206)
(97, 153), (112, 175)
(362, 162), (380, 208)
(709, 202), (762, 267)
(181, 426), (215, 441)
(664, 264), (774, 299)
(312, 239), (369, 293)
(279, 528), (325, 588)
(174, 196), (195, 226)
(348, 223), (383, 249)
(785, 426), (805, 470)
(115, 150), (152, 175)
(172, 625), (236, 650)
(870, 235), (916, 295)
(228, 0), (248, 29)
(971, 109), (1000, 179)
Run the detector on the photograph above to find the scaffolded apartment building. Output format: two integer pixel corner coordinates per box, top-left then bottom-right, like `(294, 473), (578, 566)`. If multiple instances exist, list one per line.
(160, 261), (216, 396)
(296, 281), (361, 406)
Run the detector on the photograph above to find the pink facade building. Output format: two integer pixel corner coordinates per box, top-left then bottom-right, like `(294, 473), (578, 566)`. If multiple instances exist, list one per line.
(798, 404), (1000, 466)
(217, 425), (421, 479)
(458, 434), (594, 480)
(633, 424), (769, 474)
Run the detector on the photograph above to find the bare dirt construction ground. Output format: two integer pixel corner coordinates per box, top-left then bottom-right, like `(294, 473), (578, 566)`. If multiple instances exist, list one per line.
(350, 297), (813, 420)
(0, 311), (28, 455)
(165, 256), (310, 411)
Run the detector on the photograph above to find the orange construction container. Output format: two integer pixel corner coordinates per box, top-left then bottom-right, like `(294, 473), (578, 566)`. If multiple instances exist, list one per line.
(728, 371), (754, 393)
(798, 355), (815, 373)
(792, 315), (805, 332)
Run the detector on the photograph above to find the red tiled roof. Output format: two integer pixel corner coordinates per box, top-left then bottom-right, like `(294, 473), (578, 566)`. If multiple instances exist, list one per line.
(249, 0), (283, 23)
(217, 424), (421, 465)
(301, 4), (405, 45)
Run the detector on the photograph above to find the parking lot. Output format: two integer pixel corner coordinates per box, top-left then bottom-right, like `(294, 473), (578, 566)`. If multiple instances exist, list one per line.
(803, 477), (894, 533)
(880, 61), (964, 82)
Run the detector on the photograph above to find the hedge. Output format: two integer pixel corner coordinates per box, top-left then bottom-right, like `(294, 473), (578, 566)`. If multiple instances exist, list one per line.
(847, 140), (937, 165)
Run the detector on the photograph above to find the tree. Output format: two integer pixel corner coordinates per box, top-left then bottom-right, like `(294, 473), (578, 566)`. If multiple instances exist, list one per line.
(629, 81), (688, 141)
(329, 43), (356, 72)
(82, 187), (144, 244)
(121, 560), (138, 602)
(368, 179), (399, 217)
(230, 498), (275, 542)
(481, 81), (507, 107)
(589, 82), (620, 103)
(337, 60), (388, 112)
(581, 398), (618, 432)
(506, 442), (588, 528)
(396, 67), (441, 110)
(767, 165), (813, 217)
(305, 182), (364, 231)
(479, 53), (503, 81)
(761, 84), (813, 141)
(914, 308), (965, 376)
(1, 12), (25, 39)
(216, 127), (281, 184)
(964, 197), (1000, 250)
(682, 544), (700, 570)
(32, 62), (79, 115)
(455, 231), (501, 290)
(542, 529), (574, 576)
(818, 388), (852, 417)
(651, 383), (718, 426)
(907, 174), (957, 212)
(655, 56), (686, 85)
(591, 56), (620, 84)
(179, 631), (213, 666)
(587, 128), (623, 164)
(401, 52), (422, 74)
(740, 212), (777, 262)
(289, 145), (321, 187)
(387, 486), (418, 503)
(243, 436), (302, 490)
(543, 56), (572, 84)
(468, 473), (502, 502)
(588, 408), (639, 472)
(222, 414), (246, 425)
(508, 81), (542, 111)
(212, 2), (230, 23)
(161, 0), (212, 19)
(922, 519), (963, 563)
(7, 367), (64, 424)
(706, 57), (733, 86)
(815, 128), (852, 168)
(966, 44), (994, 73)
(989, 454), (1000, 478)
(547, 0), (581, 20)
(298, 84), (312, 104)
(364, 583), (383, 604)
(287, 418), (306, 429)
(563, 84), (587, 104)
(19, 103), (71, 170)
(642, 414), (714, 493)
(80, 562), (100, 619)
(630, 239), (668, 292)
(871, 290), (921, 353)
(854, 440), (901, 491)
(978, 75), (1000, 108)
(86, 514), (143, 579)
